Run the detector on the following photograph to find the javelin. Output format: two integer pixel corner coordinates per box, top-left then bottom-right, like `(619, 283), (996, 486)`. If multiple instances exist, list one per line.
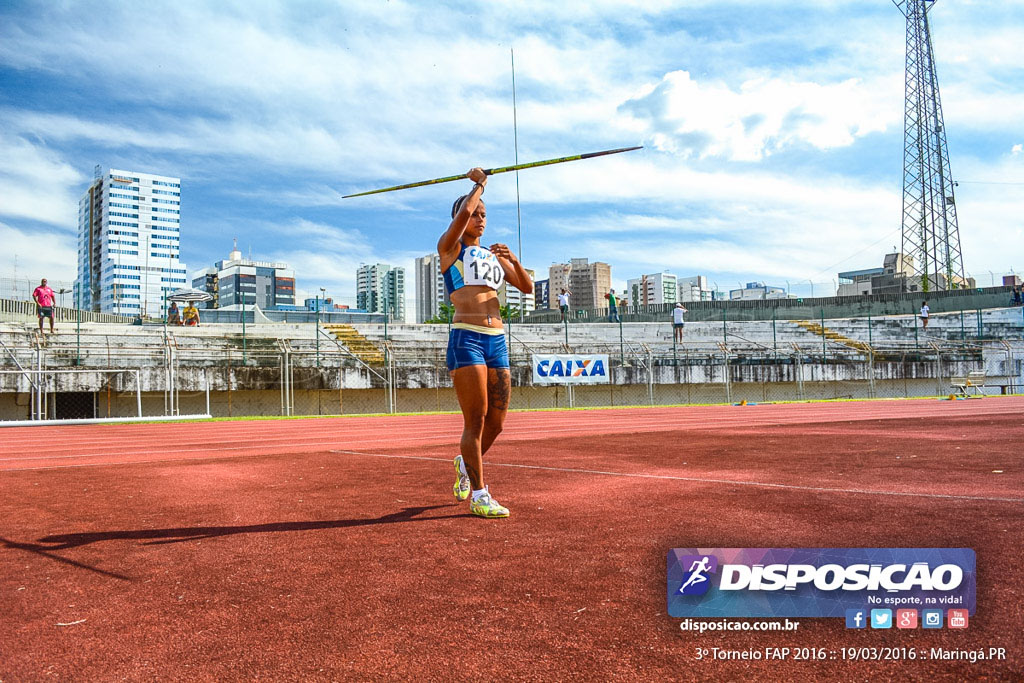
(342, 145), (642, 198)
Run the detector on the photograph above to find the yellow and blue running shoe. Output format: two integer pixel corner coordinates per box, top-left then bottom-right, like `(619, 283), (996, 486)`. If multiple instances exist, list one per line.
(453, 455), (471, 501)
(470, 486), (509, 519)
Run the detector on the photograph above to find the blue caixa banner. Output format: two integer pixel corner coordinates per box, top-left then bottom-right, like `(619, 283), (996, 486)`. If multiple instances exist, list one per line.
(667, 548), (975, 618)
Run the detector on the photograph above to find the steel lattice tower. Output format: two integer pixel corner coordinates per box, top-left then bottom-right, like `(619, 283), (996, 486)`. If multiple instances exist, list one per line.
(894, 0), (965, 291)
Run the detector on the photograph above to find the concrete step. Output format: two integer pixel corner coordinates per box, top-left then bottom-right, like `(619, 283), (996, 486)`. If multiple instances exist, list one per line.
(322, 324), (386, 364)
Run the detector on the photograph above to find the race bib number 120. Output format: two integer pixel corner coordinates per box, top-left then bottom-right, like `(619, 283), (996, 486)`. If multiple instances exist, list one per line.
(465, 247), (504, 289)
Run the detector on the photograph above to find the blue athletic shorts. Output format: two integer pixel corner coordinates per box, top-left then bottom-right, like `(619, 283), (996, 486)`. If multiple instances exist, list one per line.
(446, 328), (509, 371)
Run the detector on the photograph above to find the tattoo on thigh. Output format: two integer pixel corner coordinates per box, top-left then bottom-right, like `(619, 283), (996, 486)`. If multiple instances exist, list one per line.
(488, 369), (511, 411)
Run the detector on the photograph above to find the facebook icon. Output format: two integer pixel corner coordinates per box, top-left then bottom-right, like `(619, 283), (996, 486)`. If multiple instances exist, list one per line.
(845, 609), (867, 629)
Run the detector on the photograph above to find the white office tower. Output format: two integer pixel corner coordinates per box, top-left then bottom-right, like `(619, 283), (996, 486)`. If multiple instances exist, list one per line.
(414, 254), (448, 323)
(627, 272), (678, 307)
(678, 275), (714, 302)
(76, 167), (188, 315)
(357, 263), (406, 321)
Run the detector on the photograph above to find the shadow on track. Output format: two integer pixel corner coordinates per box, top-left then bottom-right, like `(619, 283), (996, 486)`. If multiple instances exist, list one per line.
(0, 535), (133, 581)
(28, 504), (473, 551)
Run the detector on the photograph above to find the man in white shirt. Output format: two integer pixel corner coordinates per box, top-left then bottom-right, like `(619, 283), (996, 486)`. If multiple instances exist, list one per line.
(920, 301), (929, 330)
(673, 302), (688, 342)
(557, 289), (571, 322)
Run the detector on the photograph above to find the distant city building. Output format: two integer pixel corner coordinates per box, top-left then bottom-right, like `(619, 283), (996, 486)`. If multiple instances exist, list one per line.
(357, 263), (406, 321)
(838, 252), (918, 296)
(548, 263), (572, 303)
(304, 297), (349, 312)
(414, 254), (449, 323)
(678, 275), (714, 302)
(534, 279), (550, 309)
(191, 243), (295, 310)
(498, 267), (535, 315)
(837, 267), (885, 297)
(730, 282), (787, 300)
(75, 166), (188, 315)
(627, 272), (677, 308)
(550, 258), (610, 309)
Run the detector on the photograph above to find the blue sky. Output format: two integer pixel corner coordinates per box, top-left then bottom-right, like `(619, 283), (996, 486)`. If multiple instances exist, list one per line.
(2, 0), (1022, 314)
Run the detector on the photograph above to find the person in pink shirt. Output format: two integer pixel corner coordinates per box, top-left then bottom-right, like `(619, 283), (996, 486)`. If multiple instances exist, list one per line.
(32, 278), (56, 334)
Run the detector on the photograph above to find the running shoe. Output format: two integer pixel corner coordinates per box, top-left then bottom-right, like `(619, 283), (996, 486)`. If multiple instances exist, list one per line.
(470, 486), (509, 518)
(453, 455), (471, 501)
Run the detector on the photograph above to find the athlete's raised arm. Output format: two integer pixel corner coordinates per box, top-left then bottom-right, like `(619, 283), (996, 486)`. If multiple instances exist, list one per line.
(437, 167), (487, 262)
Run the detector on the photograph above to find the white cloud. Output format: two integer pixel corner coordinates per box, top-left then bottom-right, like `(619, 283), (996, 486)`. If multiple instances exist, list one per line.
(264, 219), (376, 302)
(620, 70), (900, 161)
(0, 134), (84, 226)
(0, 221), (79, 288)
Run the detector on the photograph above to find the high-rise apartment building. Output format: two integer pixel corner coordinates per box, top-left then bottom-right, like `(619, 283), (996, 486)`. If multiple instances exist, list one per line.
(414, 254), (449, 323)
(357, 263), (406, 321)
(76, 167), (188, 315)
(549, 258), (610, 309)
(548, 263), (572, 303)
(534, 279), (550, 309)
(627, 272), (678, 308)
(191, 243), (296, 310)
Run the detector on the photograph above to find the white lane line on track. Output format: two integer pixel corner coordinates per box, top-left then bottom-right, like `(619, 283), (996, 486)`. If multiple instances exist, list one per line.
(2, 398), (1019, 447)
(3, 402), (1020, 455)
(329, 449), (1024, 504)
(2, 403), (1009, 452)
(0, 419), (897, 460)
(0, 410), (1008, 460)
(5, 400), (1021, 464)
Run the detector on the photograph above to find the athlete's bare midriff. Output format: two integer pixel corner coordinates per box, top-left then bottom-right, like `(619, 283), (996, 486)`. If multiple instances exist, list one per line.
(451, 285), (503, 329)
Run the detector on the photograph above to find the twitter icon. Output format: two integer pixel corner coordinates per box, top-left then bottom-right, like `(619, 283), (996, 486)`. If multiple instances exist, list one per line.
(870, 609), (893, 629)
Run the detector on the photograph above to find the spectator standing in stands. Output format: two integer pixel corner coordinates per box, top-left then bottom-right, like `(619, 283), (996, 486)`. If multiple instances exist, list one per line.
(558, 288), (571, 322)
(606, 288), (621, 323)
(183, 302), (201, 327)
(920, 301), (930, 330)
(167, 302), (182, 325)
(32, 278), (56, 334)
(1013, 286), (1022, 306)
(673, 302), (688, 343)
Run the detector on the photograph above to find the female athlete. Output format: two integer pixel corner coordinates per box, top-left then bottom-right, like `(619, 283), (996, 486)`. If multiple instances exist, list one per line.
(438, 167), (533, 518)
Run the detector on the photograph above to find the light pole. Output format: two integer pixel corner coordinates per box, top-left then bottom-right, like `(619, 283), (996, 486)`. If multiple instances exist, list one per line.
(76, 286), (81, 366)
(316, 287), (325, 368)
(241, 291), (247, 365)
(143, 234), (151, 319)
(808, 279), (814, 298)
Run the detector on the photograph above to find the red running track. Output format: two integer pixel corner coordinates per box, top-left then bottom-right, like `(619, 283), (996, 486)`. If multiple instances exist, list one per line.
(1, 397), (1022, 680)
